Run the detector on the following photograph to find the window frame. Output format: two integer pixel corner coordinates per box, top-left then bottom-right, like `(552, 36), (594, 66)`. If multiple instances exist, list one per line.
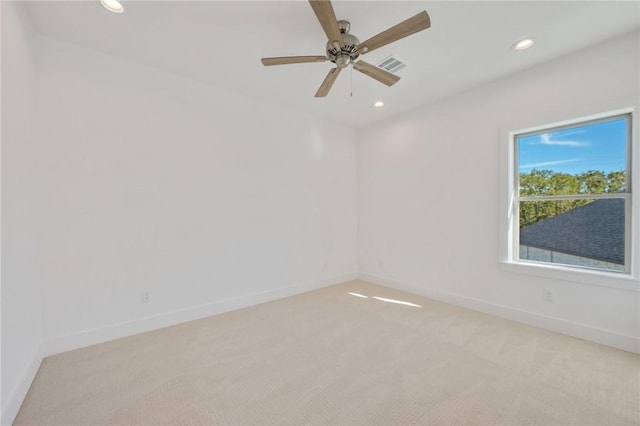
(500, 107), (639, 290)
(514, 113), (631, 274)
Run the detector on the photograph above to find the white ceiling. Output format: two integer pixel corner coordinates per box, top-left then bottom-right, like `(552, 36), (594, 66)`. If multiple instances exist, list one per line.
(24, 1), (640, 129)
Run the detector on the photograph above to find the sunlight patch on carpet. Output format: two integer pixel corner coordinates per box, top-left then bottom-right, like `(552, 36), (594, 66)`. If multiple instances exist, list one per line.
(372, 296), (422, 308)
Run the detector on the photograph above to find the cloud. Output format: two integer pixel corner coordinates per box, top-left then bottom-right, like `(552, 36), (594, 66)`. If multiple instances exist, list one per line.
(519, 158), (584, 169)
(555, 129), (586, 138)
(530, 133), (589, 147)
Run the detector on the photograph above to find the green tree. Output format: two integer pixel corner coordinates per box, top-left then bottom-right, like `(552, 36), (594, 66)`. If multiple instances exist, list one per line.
(606, 171), (626, 193)
(518, 169), (625, 228)
(579, 170), (607, 194)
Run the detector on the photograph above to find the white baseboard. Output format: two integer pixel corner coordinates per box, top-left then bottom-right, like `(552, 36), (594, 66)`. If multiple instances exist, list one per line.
(42, 273), (357, 357)
(1, 348), (43, 426)
(358, 272), (640, 354)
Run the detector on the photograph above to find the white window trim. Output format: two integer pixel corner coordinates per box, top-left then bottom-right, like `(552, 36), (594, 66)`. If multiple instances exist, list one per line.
(499, 107), (640, 292)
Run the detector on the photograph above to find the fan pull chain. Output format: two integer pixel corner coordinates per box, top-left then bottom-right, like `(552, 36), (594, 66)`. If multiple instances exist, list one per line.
(350, 66), (353, 97)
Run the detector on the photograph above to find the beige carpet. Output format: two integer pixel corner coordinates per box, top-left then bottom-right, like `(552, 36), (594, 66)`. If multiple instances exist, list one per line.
(15, 280), (640, 425)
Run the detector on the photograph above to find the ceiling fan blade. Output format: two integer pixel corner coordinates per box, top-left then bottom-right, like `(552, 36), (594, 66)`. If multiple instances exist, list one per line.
(261, 56), (328, 66)
(315, 67), (342, 97)
(357, 11), (431, 55)
(308, 0), (344, 47)
(353, 61), (400, 87)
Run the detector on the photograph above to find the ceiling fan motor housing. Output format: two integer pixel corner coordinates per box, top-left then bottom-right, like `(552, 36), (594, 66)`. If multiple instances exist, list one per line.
(326, 20), (360, 68)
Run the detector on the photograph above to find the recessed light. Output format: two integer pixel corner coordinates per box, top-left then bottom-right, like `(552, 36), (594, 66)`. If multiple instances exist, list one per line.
(101, 0), (124, 13)
(373, 101), (385, 108)
(512, 37), (536, 51)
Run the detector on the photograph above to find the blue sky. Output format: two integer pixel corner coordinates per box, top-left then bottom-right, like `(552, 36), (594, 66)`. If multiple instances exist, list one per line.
(518, 117), (628, 175)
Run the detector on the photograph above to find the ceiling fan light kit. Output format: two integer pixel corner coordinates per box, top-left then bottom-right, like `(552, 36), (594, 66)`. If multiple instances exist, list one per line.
(261, 0), (431, 98)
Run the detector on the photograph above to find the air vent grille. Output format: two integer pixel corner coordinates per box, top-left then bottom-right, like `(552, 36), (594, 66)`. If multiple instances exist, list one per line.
(375, 56), (406, 74)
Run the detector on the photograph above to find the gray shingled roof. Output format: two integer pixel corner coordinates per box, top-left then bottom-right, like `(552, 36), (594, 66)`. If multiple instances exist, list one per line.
(520, 198), (624, 264)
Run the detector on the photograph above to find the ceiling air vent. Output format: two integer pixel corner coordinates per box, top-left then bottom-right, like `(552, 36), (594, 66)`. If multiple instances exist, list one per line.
(375, 56), (406, 74)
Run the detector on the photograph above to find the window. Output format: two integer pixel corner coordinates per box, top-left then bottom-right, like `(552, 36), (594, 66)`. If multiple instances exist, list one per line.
(512, 112), (632, 274)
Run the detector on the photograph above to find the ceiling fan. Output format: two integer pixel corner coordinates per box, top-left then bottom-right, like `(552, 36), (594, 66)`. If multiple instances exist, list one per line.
(261, 0), (431, 98)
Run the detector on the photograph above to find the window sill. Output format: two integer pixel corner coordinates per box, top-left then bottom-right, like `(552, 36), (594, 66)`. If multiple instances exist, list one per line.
(499, 260), (639, 292)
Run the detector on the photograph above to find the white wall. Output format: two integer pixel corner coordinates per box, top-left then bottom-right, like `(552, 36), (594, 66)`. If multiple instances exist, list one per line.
(358, 32), (640, 352)
(1, 2), (43, 423)
(33, 36), (357, 348)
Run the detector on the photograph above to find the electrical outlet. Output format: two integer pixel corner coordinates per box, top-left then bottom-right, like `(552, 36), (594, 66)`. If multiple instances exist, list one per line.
(542, 288), (553, 303)
(323, 260), (329, 270)
(378, 259), (384, 269)
(141, 291), (151, 304)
